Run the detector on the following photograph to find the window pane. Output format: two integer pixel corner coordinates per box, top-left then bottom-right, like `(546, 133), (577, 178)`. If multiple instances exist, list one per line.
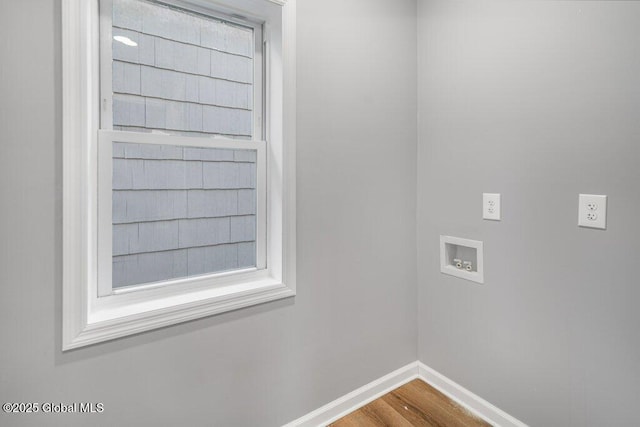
(112, 142), (257, 288)
(109, 0), (254, 138)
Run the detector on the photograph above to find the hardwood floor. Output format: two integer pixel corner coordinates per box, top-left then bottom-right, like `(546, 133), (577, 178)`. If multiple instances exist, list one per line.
(329, 379), (492, 427)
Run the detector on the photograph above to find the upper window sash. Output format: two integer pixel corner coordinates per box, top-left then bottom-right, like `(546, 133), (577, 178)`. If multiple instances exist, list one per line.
(99, 0), (265, 140)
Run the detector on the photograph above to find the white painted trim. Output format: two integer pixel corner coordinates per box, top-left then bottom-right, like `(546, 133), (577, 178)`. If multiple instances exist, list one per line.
(281, 0), (296, 300)
(96, 129), (113, 297)
(98, 130), (263, 150)
(282, 362), (420, 427)
(71, 281), (294, 349)
(62, 0), (296, 350)
(417, 362), (528, 427)
(253, 23), (265, 140)
(283, 361), (528, 427)
(63, 0), (91, 352)
(99, 0), (113, 130)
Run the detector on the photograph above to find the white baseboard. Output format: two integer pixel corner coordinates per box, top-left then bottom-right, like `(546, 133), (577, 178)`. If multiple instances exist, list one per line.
(417, 362), (528, 427)
(282, 362), (420, 427)
(283, 361), (527, 427)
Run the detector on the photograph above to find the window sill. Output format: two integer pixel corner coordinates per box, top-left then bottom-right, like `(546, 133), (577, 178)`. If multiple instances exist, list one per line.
(65, 276), (294, 350)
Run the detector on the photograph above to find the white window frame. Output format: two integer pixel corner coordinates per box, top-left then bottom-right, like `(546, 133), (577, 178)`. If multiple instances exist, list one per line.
(62, 0), (296, 350)
(97, 0), (267, 297)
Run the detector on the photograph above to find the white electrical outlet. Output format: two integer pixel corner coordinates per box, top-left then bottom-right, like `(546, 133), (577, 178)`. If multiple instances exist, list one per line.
(578, 194), (607, 229)
(483, 193), (501, 221)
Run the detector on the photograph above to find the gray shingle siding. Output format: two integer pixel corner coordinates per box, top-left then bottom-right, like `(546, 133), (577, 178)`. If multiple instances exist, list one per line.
(113, 94), (146, 127)
(113, 62), (141, 95)
(186, 189), (237, 218)
(153, 38), (211, 76)
(111, 95), (253, 136)
(113, 158), (203, 190)
(209, 50), (252, 83)
(202, 161), (255, 189)
(113, 242), (254, 288)
(143, 98), (205, 133)
(183, 147), (234, 162)
(178, 217), (231, 248)
(112, 155), (256, 191)
(115, 141), (184, 160)
(112, 28), (155, 65)
(237, 189), (256, 215)
(113, 189), (245, 224)
(113, 249), (189, 288)
(112, 0), (253, 56)
(230, 216), (256, 242)
(237, 242), (256, 268)
(187, 245), (239, 277)
(110, 0), (259, 288)
(113, 190), (188, 223)
(112, 142), (257, 288)
(111, 0), (254, 138)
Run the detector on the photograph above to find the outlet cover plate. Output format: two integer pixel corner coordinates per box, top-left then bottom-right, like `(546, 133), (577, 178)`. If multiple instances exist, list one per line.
(578, 194), (607, 229)
(483, 193), (501, 221)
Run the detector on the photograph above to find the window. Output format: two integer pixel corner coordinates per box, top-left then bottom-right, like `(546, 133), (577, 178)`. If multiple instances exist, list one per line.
(63, 0), (296, 350)
(100, 0), (266, 295)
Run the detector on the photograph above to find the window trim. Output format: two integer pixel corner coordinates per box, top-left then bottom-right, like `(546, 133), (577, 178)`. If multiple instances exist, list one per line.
(62, 0), (296, 350)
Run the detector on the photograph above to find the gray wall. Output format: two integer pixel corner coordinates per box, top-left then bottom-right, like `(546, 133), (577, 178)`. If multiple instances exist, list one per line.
(418, 1), (640, 426)
(0, 1), (417, 427)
